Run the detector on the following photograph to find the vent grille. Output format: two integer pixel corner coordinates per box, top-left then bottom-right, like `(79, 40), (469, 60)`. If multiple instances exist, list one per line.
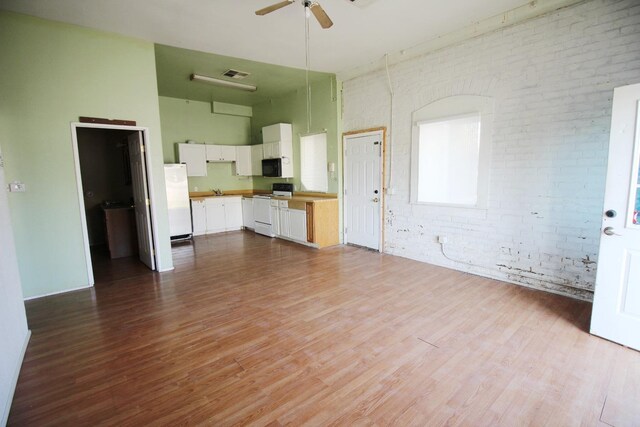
(222, 69), (251, 80)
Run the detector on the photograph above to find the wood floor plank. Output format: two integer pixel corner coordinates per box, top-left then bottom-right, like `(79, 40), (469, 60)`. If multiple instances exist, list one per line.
(8, 231), (640, 426)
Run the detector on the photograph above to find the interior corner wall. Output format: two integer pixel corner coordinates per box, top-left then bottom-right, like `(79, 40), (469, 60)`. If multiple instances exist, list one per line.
(342, 0), (640, 300)
(158, 96), (254, 191)
(0, 11), (173, 299)
(0, 147), (29, 426)
(251, 76), (341, 194)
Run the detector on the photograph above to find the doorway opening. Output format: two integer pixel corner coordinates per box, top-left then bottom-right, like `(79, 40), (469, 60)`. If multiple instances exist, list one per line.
(72, 124), (158, 285)
(343, 128), (386, 252)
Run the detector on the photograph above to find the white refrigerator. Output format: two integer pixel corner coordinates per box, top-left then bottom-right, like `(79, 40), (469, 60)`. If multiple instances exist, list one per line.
(164, 164), (192, 239)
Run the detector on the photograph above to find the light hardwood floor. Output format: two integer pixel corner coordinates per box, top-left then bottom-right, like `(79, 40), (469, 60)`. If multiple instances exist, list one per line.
(9, 231), (640, 426)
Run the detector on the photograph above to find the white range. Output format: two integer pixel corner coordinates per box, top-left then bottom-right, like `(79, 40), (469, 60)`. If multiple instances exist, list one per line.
(253, 183), (293, 237)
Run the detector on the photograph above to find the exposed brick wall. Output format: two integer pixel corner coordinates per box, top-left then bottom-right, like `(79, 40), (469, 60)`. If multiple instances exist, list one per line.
(342, 0), (640, 300)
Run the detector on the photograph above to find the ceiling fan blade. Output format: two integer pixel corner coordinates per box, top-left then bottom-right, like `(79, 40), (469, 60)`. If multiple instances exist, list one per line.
(309, 2), (334, 29)
(255, 0), (295, 16)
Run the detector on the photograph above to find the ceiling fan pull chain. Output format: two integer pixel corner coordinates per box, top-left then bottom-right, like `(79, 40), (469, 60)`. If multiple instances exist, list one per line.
(305, 6), (311, 133)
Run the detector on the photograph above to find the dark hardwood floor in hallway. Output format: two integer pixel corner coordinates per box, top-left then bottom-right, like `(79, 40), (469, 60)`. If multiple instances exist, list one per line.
(9, 231), (640, 426)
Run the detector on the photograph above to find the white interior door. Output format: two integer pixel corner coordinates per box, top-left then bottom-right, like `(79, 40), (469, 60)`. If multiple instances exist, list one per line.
(591, 83), (640, 351)
(344, 132), (382, 250)
(128, 132), (155, 270)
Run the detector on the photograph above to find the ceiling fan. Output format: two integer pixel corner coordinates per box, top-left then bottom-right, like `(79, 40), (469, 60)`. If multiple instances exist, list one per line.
(255, 0), (335, 29)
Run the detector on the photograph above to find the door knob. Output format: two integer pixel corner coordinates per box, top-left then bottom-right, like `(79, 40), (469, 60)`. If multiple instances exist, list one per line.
(372, 198), (379, 203)
(603, 227), (618, 236)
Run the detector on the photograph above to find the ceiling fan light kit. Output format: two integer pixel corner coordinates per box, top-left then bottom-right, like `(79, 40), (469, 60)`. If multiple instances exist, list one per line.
(190, 73), (257, 92)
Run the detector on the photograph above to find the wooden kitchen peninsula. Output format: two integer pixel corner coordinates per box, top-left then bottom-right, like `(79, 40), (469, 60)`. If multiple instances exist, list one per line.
(272, 195), (339, 249)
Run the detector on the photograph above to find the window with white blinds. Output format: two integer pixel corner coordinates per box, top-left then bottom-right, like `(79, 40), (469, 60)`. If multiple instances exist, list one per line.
(300, 133), (328, 192)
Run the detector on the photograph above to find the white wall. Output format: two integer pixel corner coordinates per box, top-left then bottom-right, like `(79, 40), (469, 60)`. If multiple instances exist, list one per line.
(0, 150), (29, 425)
(342, 0), (640, 300)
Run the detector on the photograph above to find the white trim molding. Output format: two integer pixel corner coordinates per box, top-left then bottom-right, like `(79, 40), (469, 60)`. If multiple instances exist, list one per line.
(70, 122), (164, 286)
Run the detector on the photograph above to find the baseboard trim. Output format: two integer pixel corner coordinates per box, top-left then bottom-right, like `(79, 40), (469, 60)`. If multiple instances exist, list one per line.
(2, 329), (31, 426)
(24, 284), (92, 301)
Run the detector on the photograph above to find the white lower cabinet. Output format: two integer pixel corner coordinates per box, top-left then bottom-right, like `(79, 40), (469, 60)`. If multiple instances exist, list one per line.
(191, 196), (244, 235)
(242, 197), (254, 229)
(205, 198), (226, 233)
(224, 197), (243, 231)
(289, 209), (307, 242)
(271, 200), (307, 243)
(191, 199), (207, 236)
(270, 200), (280, 236)
(279, 208), (290, 238)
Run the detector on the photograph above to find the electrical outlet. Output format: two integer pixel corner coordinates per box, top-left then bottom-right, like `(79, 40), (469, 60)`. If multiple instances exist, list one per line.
(438, 235), (448, 244)
(8, 181), (26, 192)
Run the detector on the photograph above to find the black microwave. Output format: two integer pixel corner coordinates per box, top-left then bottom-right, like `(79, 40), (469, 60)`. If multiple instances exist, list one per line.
(262, 158), (282, 177)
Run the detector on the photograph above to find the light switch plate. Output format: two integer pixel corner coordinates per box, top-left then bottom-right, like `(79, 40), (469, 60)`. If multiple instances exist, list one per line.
(9, 181), (26, 192)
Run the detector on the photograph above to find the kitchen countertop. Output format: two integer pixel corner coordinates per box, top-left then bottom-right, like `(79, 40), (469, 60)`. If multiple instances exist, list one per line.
(189, 194), (248, 201)
(271, 195), (337, 203)
(190, 191), (337, 203)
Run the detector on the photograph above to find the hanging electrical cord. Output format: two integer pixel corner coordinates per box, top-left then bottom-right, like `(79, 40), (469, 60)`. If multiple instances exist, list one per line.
(385, 54), (394, 193)
(304, 5), (312, 134)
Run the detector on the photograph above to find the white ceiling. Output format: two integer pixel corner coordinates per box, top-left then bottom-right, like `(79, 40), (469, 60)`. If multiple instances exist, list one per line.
(0, 0), (564, 75)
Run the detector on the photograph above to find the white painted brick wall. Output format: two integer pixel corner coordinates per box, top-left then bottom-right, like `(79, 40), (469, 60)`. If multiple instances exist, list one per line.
(342, 0), (640, 301)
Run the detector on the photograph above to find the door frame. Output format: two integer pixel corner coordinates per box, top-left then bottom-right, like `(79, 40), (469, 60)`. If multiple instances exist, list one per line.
(70, 122), (160, 286)
(342, 127), (386, 252)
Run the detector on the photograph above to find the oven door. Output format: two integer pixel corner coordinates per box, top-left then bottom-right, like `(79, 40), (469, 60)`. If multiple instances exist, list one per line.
(253, 197), (272, 225)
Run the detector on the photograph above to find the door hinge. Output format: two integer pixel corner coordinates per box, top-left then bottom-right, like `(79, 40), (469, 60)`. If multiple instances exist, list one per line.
(146, 198), (150, 206)
(344, 227), (348, 234)
(151, 249), (155, 256)
(140, 143), (145, 153)
(344, 189), (347, 195)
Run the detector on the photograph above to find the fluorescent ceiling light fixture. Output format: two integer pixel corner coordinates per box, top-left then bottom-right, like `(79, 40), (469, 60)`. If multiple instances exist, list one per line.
(190, 73), (257, 92)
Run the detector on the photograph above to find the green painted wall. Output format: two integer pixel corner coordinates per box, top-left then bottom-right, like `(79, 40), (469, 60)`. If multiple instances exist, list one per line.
(251, 77), (341, 193)
(159, 96), (253, 191)
(0, 12), (173, 298)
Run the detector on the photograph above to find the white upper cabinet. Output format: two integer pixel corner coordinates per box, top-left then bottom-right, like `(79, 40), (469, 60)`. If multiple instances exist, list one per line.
(236, 145), (267, 176)
(262, 141), (280, 159)
(251, 144), (263, 176)
(177, 143), (207, 177)
(263, 140), (293, 160)
(206, 144), (237, 162)
(220, 145), (237, 162)
(263, 140), (294, 178)
(262, 123), (292, 144)
(235, 146), (252, 176)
